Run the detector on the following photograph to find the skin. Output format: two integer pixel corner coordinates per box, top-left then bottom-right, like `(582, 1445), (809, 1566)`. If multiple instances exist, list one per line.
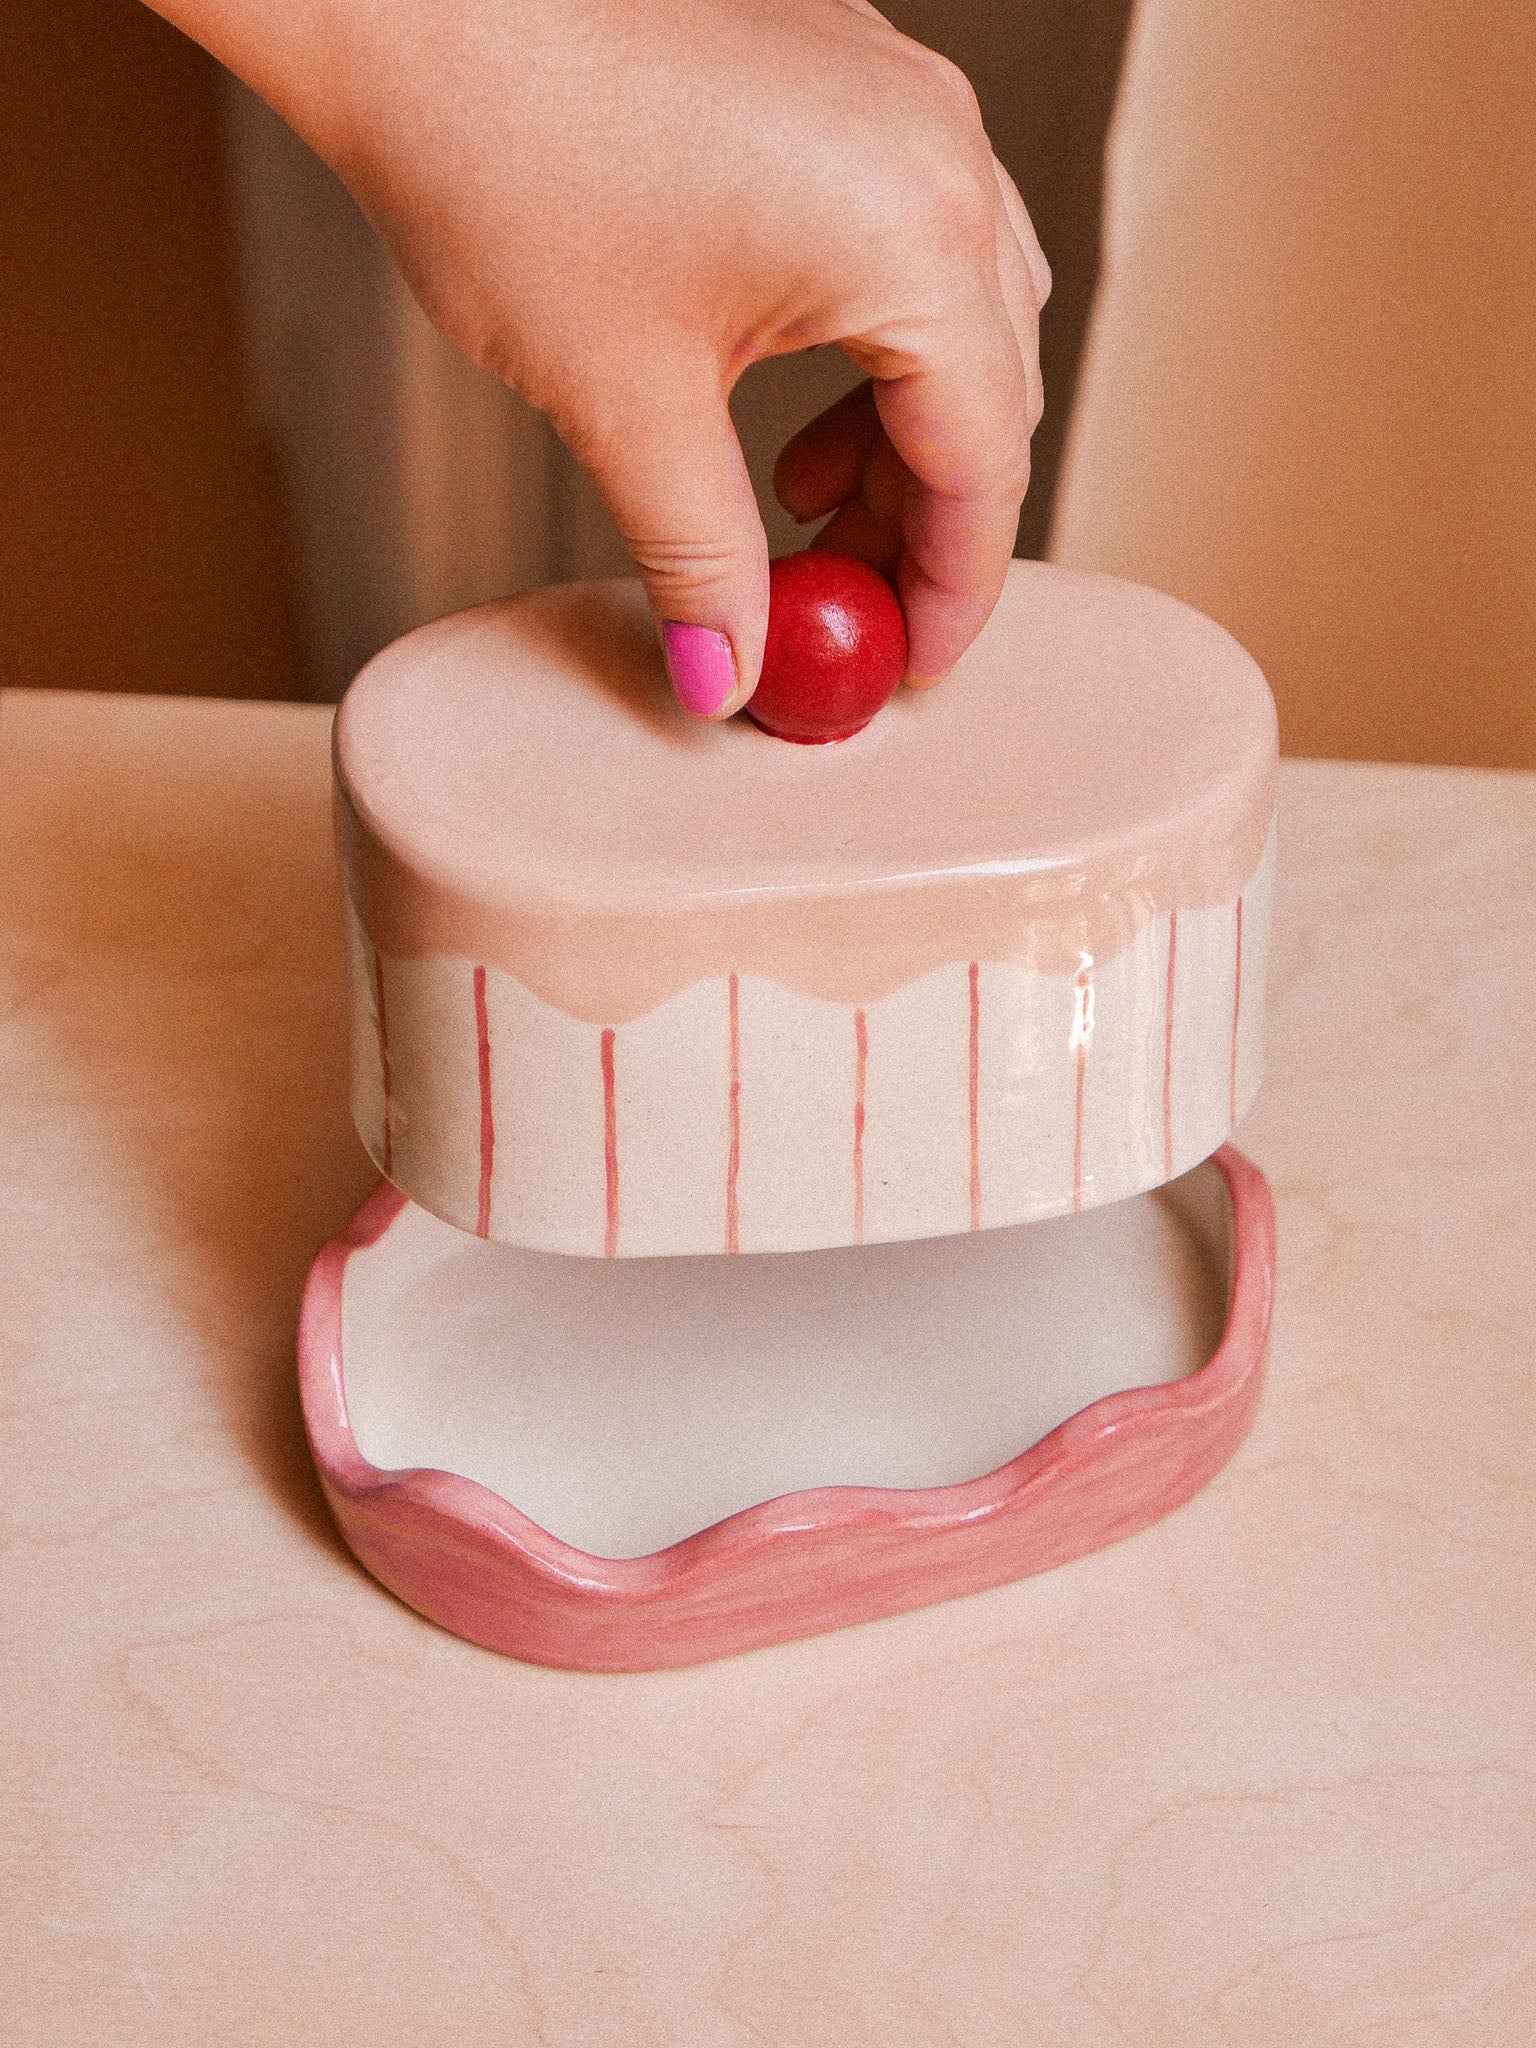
(150, 0), (1049, 712)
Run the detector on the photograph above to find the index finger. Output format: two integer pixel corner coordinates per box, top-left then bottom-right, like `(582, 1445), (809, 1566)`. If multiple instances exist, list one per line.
(862, 267), (1035, 685)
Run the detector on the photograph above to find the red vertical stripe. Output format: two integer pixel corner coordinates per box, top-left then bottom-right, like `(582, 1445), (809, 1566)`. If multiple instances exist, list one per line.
(968, 961), (981, 1231)
(601, 1027), (619, 1258)
(373, 945), (394, 1179)
(725, 974), (741, 1255)
(1162, 909), (1178, 1182)
(1229, 895), (1245, 1129)
(473, 965), (493, 1239)
(853, 1008), (868, 1246)
(1072, 966), (1089, 1214)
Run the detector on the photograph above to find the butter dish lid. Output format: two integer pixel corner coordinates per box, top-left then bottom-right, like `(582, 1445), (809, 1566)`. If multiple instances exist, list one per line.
(336, 561), (1276, 1024)
(335, 561), (1278, 1257)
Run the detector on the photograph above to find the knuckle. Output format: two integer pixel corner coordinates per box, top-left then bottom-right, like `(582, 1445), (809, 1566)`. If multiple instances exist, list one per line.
(1026, 378), (1046, 437)
(914, 46), (985, 127)
(1014, 345), (1046, 439)
(1001, 431), (1035, 500)
(905, 158), (996, 263)
(861, 51), (995, 261)
(621, 537), (748, 603)
(973, 407), (1035, 500)
(994, 342), (1042, 481)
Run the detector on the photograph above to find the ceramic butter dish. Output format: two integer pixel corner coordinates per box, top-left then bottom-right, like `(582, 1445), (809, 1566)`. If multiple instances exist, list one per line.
(335, 561), (1276, 1257)
(304, 559), (1280, 1670)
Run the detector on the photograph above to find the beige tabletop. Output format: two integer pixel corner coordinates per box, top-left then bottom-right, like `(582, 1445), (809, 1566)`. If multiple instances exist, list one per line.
(3, 688), (1534, 2045)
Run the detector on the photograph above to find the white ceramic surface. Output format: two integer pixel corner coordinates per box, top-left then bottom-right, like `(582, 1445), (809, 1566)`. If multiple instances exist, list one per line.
(340, 1162), (1232, 1558)
(345, 840), (1272, 1256)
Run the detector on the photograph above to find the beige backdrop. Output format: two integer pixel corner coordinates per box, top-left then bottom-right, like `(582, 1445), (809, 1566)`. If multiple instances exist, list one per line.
(1053, 0), (1536, 769)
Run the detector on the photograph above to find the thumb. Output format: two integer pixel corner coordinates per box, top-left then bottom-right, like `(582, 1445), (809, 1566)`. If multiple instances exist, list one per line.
(567, 364), (768, 720)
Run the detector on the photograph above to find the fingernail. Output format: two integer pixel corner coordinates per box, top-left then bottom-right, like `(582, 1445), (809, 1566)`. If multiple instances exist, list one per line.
(662, 621), (738, 719)
(904, 671), (945, 693)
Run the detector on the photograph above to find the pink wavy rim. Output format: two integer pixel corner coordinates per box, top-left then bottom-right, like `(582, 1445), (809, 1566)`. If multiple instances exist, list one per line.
(299, 1146), (1275, 1672)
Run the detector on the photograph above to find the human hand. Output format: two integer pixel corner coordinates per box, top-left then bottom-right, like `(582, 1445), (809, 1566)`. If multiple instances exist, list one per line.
(160, 0), (1048, 715)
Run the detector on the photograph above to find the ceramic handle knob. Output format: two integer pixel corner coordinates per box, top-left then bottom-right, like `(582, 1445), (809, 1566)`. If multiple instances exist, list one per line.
(333, 561), (1277, 1257)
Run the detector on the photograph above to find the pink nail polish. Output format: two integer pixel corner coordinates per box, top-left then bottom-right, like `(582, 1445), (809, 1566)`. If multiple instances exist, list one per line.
(662, 621), (737, 719)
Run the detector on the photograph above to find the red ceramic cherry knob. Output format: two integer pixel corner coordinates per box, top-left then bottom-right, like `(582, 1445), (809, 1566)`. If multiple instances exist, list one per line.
(746, 551), (908, 743)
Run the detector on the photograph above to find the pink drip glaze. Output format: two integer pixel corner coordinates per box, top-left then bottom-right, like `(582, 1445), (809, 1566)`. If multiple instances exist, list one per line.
(334, 563), (1277, 1026)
